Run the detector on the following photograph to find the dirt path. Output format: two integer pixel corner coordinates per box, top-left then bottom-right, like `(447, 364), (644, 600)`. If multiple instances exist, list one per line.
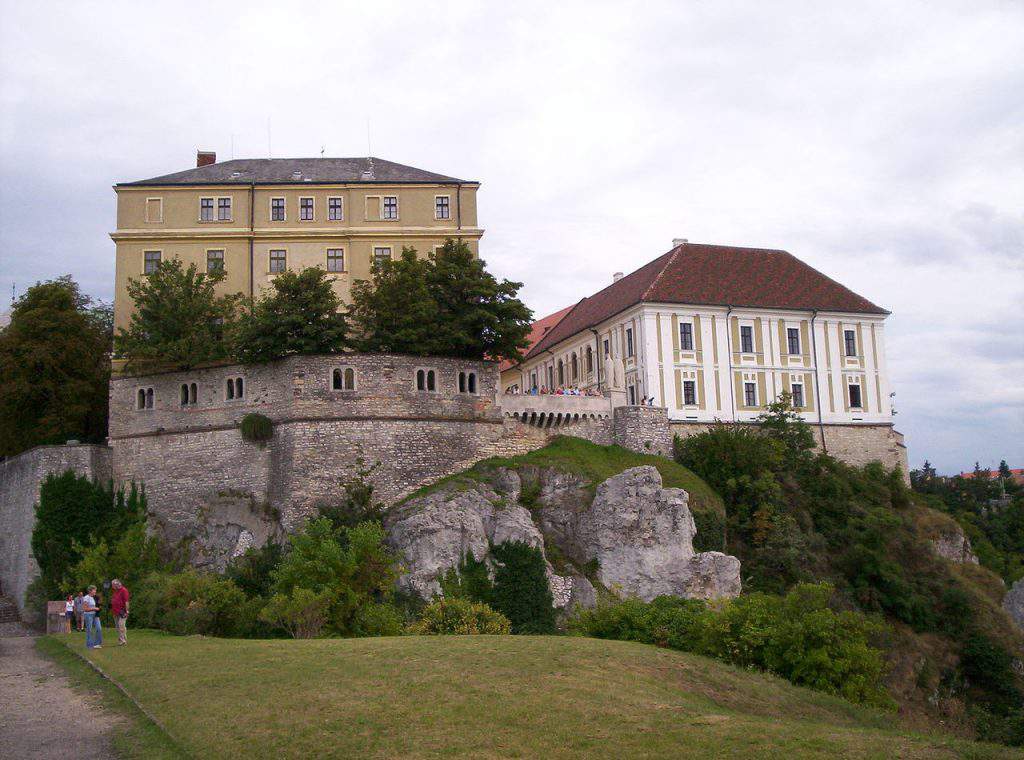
(0, 628), (120, 759)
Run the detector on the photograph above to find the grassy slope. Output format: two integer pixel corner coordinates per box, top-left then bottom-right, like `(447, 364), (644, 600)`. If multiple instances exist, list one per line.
(52, 631), (1017, 760)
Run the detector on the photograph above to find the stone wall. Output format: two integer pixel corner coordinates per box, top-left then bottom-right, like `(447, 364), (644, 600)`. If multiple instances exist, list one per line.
(0, 444), (112, 612)
(614, 407), (673, 456)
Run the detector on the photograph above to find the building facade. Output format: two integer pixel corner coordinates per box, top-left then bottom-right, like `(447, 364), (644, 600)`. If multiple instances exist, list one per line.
(111, 153), (482, 334)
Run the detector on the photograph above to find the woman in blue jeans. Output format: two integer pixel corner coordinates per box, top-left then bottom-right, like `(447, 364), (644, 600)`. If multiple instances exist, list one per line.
(82, 584), (102, 649)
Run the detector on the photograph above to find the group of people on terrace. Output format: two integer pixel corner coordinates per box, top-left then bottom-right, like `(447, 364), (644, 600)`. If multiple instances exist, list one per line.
(506, 385), (604, 397)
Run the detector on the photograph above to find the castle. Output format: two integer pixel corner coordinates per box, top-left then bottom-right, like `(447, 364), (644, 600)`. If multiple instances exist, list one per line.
(0, 155), (908, 614)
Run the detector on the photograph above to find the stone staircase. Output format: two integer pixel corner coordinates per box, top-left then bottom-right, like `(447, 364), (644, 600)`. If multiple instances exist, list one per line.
(0, 595), (21, 624)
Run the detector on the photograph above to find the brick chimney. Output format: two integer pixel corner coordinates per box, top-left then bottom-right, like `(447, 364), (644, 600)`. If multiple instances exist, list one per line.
(196, 151), (216, 167)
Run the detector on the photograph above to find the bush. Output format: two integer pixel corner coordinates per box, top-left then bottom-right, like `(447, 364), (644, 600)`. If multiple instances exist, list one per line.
(240, 413), (273, 443)
(438, 551), (493, 602)
(225, 541), (284, 599)
(259, 588), (335, 639)
(489, 541), (556, 634)
(133, 570), (253, 637)
(350, 602), (404, 637)
(409, 598), (511, 635)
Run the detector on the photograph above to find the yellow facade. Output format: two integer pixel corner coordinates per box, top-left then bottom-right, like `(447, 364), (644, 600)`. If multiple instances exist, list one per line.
(112, 177), (482, 332)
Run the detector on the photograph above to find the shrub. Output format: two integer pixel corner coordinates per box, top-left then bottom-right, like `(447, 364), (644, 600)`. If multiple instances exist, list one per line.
(259, 588), (335, 639)
(489, 541), (556, 634)
(350, 602), (404, 637)
(318, 459), (385, 533)
(438, 551), (493, 602)
(67, 521), (166, 599)
(133, 570), (253, 637)
(225, 541), (284, 599)
(409, 598), (511, 635)
(240, 413), (273, 443)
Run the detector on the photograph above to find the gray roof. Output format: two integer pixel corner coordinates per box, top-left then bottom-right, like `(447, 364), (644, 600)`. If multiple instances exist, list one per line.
(119, 157), (473, 186)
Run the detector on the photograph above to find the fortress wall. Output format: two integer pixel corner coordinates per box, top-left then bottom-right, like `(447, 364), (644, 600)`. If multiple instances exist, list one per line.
(0, 444), (111, 612)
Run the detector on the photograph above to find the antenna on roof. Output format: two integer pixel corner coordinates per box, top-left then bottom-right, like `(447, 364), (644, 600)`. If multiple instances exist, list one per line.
(320, 145), (325, 158)
(366, 118), (372, 157)
(230, 134), (235, 160)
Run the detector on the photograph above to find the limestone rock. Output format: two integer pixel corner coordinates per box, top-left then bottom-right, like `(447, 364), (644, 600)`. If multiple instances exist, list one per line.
(1003, 578), (1024, 631)
(931, 526), (979, 565)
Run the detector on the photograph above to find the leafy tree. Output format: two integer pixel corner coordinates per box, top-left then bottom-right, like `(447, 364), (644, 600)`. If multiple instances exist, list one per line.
(259, 588), (335, 639)
(348, 247), (442, 354)
(318, 459), (385, 534)
(115, 259), (240, 371)
(755, 392), (816, 465)
(488, 541), (556, 634)
(225, 541), (285, 598)
(232, 267), (347, 363)
(0, 277), (110, 456)
(439, 551), (493, 603)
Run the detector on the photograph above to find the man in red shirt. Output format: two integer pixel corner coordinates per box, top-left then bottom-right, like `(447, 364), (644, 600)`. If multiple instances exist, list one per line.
(110, 579), (130, 646)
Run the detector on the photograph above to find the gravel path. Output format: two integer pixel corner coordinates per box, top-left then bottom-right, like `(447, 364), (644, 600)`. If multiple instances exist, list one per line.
(0, 630), (120, 759)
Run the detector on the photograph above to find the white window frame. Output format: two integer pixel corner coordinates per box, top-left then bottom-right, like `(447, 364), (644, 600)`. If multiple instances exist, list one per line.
(382, 195), (399, 220)
(326, 248), (345, 273)
(206, 249), (225, 274)
(848, 381), (863, 409)
(434, 194), (451, 220)
(372, 246), (392, 267)
(327, 196), (344, 221)
(269, 249), (287, 273)
(199, 197), (215, 222)
(414, 367), (438, 392)
(679, 321), (694, 352)
(743, 381), (758, 407)
(299, 196), (315, 222)
(682, 379), (697, 406)
(270, 197), (286, 222)
(217, 197), (232, 221)
(135, 387), (155, 411)
(790, 381), (804, 409)
(144, 197), (163, 223)
(739, 323), (755, 354)
(844, 328), (858, 358)
(787, 326), (801, 356)
(625, 327), (634, 358)
(331, 366), (357, 391)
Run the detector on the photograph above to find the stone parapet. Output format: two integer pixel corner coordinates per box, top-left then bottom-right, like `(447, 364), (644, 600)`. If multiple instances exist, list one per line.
(614, 406), (673, 456)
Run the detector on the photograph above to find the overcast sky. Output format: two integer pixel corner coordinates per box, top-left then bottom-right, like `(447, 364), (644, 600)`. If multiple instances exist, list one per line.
(1, 1), (1021, 473)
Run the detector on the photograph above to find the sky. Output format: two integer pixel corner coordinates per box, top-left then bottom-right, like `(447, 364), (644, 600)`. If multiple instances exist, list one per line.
(1, 1), (1021, 474)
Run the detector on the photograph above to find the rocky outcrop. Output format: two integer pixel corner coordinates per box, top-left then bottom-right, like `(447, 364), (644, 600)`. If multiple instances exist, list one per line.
(385, 465), (740, 609)
(931, 525), (979, 565)
(1003, 578), (1024, 631)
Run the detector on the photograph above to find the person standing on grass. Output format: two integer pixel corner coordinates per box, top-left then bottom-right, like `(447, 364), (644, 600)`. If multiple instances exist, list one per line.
(63, 595), (74, 633)
(110, 579), (130, 646)
(82, 585), (102, 649)
(74, 590), (85, 631)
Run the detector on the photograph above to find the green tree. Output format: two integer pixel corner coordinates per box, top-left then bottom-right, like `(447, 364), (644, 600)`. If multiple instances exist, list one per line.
(115, 259), (240, 372)
(232, 267), (347, 363)
(0, 277), (110, 456)
(755, 392), (817, 465)
(489, 541), (556, 634)
(348, 247), (441, 354)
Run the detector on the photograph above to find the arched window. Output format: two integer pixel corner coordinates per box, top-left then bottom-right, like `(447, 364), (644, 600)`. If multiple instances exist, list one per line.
(586, 346), (593, 374)
(333, 367), (356, 391)
(180, 384), (189, 406)
(235, 378), (244, 398)
(467, 372), (477, 394)
(458, 371), (478, 394)
(557, 360), (564, 386)
(137, 389), (146, 410)
(458, 371), (466, 393)
(570, 354), (578, 383)
(145, 388), (154, 409)
(226, 379), (235, 400)
(416, 369), (426, 391)
(344, 367), (355, 390)
(332, 368), (343, 390)
(190, 383), (197, 404)
(427, 370), (436, 391)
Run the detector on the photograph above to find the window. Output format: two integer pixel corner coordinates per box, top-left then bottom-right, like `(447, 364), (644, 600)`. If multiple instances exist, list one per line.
(326, 249), (344, 272)
(530, 372), (537, 392)
(787, 327), (800, 355)
(136, 387), (154, 410)
(844, 329), (857, 357)
(571, 354), (578, 382)
(143, 250), (161, 274)
(626, 328), (634, 357)
(145, 197), (163, 223)
(680, 322), (694, 351)
(299, 197), (314, 221)
(226, 377), (244, 400)
(207, 250), (224, 273)
(180, 383), (198, 406)
(269, 250), (286, 273)
(382, 196), (398, 220)
(226, 379), (234, 400)
(180, 384), (189, 406)
(435, 195), (450, 220)
(200, 197), (214, 221)
(849, 383), (862, 409)
(628, 385), (636, 405)
(271, 198), (285, 221)
(547, 365), (554, 389)
(791, 383), (804, 409)
(557, 360), (565, 386)
(332, 367), (356, 391)
(744, 382), (757, 407)
(218, 197), (232, 221)
(683, 380), (696, 406)
(458, 371), (478, 394)
(740, 325), (754, 353)
(373, 247), (391, 267)
(328, 197), (343, 221)
(585, 346), (593, 374)
(416, 369), (437, 391)
(603, 339), (610, 357)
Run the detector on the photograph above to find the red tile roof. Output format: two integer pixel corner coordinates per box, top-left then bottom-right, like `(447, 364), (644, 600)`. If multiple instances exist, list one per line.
(526, 243), (888, 360)
(500, 306), (574, 372)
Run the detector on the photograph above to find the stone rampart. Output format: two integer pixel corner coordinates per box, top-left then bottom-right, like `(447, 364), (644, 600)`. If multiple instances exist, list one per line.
(0, 444), (112, 612)
(614, 407), (673, 456)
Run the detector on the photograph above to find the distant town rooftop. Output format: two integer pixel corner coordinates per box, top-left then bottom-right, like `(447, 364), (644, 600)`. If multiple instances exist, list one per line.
(118, 155), (474, 187)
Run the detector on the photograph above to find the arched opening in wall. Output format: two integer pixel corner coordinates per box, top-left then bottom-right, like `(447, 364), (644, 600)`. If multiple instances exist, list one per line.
(145, 388), (154, 409)
(344, 367), (355, 390)
(190, 383), (197, 404)
(458, 371), (466, 393)
(427, 370), (436, 391)
(586, 346), (593, 374)
(137, 389), (146, 410)
(226, 379), (235, 400)
(180, 384), (189, 406)
(333, 368), (343, 390)
(571, 354), (578, 384)
(235, 378), (244, 398)
(557, 360), (565, 387)
(468, 372), (477, 394)
(416, 369), (426, 391)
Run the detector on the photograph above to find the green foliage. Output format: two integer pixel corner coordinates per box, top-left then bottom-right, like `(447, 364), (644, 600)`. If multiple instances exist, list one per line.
(240, 413), (273, 443)
(754, 392), (817, 465)
(259, 588), (335, 638)
(133, 570), (254, 637)
(438, 551), (493, 602)
(348, 239), (532, 361)
(489, 541), (556, 634)
(115, 259), (241, 372)
(317, 459), (385, 533)
(231, 267), (347, 364)
(409, 597), (511, 635)
(350, 602), (404, 637)
(0, 276), (110, 456)
(571, 584), (892, 708)
(67, 521), (166, 598)
(224, 541), (284, 598)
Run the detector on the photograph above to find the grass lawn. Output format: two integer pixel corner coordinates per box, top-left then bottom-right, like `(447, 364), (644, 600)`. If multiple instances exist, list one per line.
(49, 630), (1018, 759)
